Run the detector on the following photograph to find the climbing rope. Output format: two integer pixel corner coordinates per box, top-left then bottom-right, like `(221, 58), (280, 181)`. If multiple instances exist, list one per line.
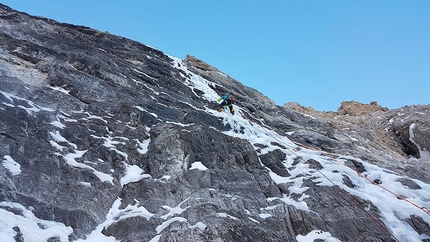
(314, 167), (401, 242)
(240, 110), (430, 217)
(229, 109), (430, 218)
(236, 111), (429, 241)
(291, 140), (430, 217)
(261, 126), (402, 240)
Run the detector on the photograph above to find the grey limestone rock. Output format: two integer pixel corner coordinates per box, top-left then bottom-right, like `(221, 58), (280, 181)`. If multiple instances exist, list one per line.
(0, 4), (429, 242)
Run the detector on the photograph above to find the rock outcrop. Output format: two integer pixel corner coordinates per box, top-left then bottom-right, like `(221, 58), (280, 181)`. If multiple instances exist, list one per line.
(337, 100), (389, 116)
(0, 4), (429, 242)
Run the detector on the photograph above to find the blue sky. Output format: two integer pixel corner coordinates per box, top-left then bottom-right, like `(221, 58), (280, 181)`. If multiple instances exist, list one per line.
(2, 1), (429, 111)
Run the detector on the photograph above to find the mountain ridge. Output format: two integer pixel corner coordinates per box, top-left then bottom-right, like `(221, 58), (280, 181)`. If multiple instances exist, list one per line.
(0, 4), (429, 242)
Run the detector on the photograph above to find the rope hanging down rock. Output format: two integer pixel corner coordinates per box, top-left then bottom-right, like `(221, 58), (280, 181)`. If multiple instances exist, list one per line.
(236, 110), (428, 241)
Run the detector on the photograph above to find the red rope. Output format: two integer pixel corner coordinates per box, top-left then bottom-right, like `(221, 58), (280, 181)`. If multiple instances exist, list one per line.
(292, 140), (430, 217)
(315, 168), (401, 241)
(240, 113), (429, 217)
(237, 112), (427, 240)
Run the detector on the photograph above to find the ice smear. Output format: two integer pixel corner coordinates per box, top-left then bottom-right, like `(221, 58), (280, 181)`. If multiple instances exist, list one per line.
(409, 123), (430, 162)
(91, 135), (126, 149)
(58, 113), (78, 122)
(248, 217), (260, 223)
(82, 112), (108, 123)
(170, 57), (219, 102)
(79, 182), (91, 187)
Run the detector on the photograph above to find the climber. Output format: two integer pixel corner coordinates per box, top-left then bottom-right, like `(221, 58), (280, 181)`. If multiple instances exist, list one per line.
(218, 93), (235, 115)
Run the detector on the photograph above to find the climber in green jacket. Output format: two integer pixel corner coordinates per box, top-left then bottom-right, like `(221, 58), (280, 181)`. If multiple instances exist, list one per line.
(218, 94), (235, 115)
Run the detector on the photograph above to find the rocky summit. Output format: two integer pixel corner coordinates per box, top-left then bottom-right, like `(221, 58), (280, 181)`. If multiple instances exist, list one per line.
(1, 4), (429, 242)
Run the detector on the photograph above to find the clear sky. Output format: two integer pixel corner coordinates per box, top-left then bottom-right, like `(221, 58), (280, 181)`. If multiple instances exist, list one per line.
(2, 1), (429, 111)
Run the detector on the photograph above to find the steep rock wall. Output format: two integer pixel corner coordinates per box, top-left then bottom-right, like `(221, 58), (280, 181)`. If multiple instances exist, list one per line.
(0, 4), (429, 242)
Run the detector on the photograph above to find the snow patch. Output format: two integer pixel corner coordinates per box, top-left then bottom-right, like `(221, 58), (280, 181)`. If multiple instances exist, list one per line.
(120, 163), (151, 186)
(189, 161), (208, 171)
(189, 221), (206, 231)
(296, 230), (341, 242)
(0, 202), (73, 242)
(2, 155), (21, 175)
(136, 138), (151, 154)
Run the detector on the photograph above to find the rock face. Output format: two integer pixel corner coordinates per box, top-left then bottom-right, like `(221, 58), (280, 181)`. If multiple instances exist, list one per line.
(1, 4), (429, 242)
(283, 101), (430, 183)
